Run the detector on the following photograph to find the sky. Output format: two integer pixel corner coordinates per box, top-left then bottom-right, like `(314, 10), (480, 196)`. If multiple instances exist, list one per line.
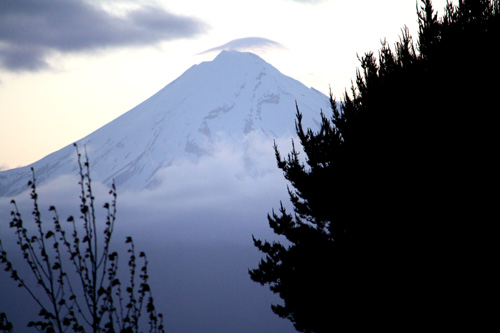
(0, 0), (455, 170)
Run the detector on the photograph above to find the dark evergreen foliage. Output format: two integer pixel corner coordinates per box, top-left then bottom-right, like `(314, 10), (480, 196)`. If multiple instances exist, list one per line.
(250, 1), (499, 331)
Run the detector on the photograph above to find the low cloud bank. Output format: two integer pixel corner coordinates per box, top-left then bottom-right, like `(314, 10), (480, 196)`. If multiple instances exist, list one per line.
(0, 134), (300, 332)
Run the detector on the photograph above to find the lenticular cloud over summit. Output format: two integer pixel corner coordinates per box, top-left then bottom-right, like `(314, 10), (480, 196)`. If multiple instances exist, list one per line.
(198, 37), (286, 55)
(0, 51), (329, 332)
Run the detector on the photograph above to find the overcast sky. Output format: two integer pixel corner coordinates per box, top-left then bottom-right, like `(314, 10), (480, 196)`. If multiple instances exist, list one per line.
(0, 0), (454, 170)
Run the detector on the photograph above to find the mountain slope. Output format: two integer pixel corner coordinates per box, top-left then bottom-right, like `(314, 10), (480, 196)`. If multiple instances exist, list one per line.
(0, 51), (329, 196)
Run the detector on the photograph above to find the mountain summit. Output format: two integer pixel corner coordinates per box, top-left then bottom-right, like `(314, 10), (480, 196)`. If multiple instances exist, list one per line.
(0, 51), (329, 196)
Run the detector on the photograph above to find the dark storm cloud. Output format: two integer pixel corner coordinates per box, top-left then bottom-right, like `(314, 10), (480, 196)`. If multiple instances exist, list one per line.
(0, 0), (208, 71)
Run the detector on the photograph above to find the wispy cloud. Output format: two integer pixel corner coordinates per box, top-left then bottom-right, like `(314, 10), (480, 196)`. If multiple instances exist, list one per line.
(0, 0), (208, 72)
(0, 133), (298, 242)
(198, 37), (286, 55)
(288, 0), (329, 4)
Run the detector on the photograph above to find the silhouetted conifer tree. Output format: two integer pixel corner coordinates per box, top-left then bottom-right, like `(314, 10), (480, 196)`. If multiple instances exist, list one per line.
(250, 1), (499, 331)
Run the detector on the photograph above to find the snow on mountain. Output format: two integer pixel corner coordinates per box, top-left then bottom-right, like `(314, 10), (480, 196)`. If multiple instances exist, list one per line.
(0, 50), (330, 197)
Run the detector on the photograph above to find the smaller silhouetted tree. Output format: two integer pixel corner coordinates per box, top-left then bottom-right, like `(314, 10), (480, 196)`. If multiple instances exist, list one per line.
(0, 144), (164, 332)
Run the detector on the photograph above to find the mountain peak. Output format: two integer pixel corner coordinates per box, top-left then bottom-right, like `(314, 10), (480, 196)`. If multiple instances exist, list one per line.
(0, 52), (329, 196)
(192, 50), (277, 82)
(213, 50), (263, 61)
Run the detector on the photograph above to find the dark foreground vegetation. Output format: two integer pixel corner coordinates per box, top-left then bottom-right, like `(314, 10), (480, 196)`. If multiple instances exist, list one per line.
(0, 144), (164, 332)
(250, 1), (499, 331)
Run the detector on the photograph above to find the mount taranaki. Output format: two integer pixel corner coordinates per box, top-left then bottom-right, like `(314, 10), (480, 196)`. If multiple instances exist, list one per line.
(0, 51), (330, 196)
(0, 51), (335, 332)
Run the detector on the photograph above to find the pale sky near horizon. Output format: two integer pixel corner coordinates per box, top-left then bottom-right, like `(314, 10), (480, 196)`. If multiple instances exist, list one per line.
(0, 0), (454, 170)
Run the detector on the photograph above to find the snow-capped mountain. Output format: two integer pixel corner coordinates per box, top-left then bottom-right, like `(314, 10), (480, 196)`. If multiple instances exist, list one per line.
(0, 51), (329, 196)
